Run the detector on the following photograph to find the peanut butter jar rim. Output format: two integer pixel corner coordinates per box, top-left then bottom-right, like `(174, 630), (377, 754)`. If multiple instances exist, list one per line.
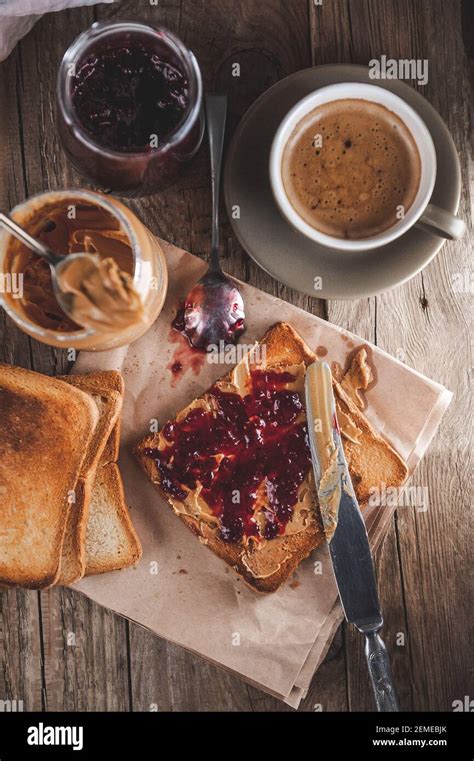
(0, 188), (145, 343)
(57, 20), (203, 161)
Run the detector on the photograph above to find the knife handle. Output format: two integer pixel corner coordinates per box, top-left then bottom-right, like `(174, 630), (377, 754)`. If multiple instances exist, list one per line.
(364, 631), (399, 712)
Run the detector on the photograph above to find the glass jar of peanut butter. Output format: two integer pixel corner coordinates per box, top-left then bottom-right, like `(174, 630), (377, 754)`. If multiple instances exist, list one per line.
(0, 189), (168, 351)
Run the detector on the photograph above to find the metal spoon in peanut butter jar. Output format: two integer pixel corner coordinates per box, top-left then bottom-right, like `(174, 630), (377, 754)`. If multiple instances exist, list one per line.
(0, 211), (144, 332)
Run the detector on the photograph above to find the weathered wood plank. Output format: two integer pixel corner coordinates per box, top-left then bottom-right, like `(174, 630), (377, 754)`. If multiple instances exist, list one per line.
(0, 5), (133, 712)
(370, 0), (472, 713)
(311, 0), (472, 712)
(127, 629), (256, 712)
(0, 40), (44, 714)
(40, 589), (130, 711)
(0, 590), (43, 711)
(301, 628), (349, 712)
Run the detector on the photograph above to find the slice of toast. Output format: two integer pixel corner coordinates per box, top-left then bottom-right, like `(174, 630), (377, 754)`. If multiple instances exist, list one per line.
(56, 370), (141, 583)
(134, 322), (408, 592)
(56, 474), (93, 586)
(55, 373), (124, 585)
(0, 364), (98, 589)
(90, 371), (125, 466)
(58, 372), (124, 474)
(84, 463), (142, 575)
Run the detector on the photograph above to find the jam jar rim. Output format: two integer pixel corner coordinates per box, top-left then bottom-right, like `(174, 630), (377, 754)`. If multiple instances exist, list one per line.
(0, 188), (143, 343)
(57, 20), (203, 161)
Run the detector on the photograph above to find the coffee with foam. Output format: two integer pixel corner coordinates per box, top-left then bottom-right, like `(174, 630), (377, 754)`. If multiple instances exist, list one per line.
(281, 98), (421, 240)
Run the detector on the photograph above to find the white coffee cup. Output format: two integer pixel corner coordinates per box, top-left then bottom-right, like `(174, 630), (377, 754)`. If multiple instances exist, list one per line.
(269, 82), (465, 251)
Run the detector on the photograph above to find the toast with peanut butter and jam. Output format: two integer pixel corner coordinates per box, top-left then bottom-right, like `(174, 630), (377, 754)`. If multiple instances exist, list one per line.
(134, 322), (408, 592)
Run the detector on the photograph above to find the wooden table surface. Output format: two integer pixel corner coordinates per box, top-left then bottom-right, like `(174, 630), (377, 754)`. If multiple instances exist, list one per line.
(0, 0), (471, 712)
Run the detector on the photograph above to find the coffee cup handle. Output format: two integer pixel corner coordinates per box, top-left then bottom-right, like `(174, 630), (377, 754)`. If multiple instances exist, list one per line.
(416, 203), (466, 240)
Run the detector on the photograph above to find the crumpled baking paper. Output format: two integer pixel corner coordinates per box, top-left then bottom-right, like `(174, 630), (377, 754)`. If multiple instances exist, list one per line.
(73, 239), (452, 708)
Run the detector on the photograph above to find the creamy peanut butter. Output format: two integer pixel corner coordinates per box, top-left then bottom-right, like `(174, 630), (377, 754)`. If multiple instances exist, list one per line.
(305, 353), (373, 542)
(336, 407), (362, 444)
(57, 255), (144, 331)
(306, 360), (344, 542)
(6, 201), (138, 332)
(341, 347), (373, 409)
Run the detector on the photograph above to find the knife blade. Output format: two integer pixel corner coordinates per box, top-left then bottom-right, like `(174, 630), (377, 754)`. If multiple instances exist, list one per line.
(305, 360), (399, 712)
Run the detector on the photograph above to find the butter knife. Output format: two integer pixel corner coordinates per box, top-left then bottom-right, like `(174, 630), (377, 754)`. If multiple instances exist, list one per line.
(305, 360), (399, 712)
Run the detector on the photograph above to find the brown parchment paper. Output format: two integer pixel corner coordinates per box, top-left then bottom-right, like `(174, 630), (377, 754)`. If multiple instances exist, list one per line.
(73, 240), (452, 708)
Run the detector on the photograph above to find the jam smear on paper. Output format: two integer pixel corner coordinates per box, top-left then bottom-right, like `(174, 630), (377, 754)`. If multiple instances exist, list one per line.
(166, 317), (206, 386)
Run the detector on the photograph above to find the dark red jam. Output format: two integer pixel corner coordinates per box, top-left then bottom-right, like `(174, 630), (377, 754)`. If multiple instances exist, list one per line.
(171, 305), (186, 334)
(72, 44), (189, 152)
(170, 361), (183, 375)
(144, 370), (312, 543)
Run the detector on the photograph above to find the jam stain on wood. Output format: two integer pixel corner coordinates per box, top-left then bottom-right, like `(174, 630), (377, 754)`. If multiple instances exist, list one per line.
(144, 369), (312, 544)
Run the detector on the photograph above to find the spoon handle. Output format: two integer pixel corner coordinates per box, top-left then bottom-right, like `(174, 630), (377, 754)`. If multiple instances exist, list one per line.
(0, 212), (60, 266)
(205, 95), (227, 274)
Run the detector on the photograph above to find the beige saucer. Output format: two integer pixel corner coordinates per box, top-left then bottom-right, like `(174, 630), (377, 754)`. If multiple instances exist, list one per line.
(223, 64), (462, 300)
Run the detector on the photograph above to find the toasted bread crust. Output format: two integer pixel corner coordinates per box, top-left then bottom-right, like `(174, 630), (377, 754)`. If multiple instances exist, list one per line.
(58, 373), (123, 473)
(55, 373), (125, 585)
(56, 474), (93, 586)
(0, 364), (98, 589)
(85, 371), (126, 465)
(61, 370), (124, 465)
(84, 463), (142, 575)
(134, 322), (408, 592)
(182, 515), (324, 593)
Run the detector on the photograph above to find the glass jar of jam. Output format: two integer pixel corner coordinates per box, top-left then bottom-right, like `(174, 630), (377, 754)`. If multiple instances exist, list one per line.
(0, 189), (168, 351)
(57, 21), (204, 196)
